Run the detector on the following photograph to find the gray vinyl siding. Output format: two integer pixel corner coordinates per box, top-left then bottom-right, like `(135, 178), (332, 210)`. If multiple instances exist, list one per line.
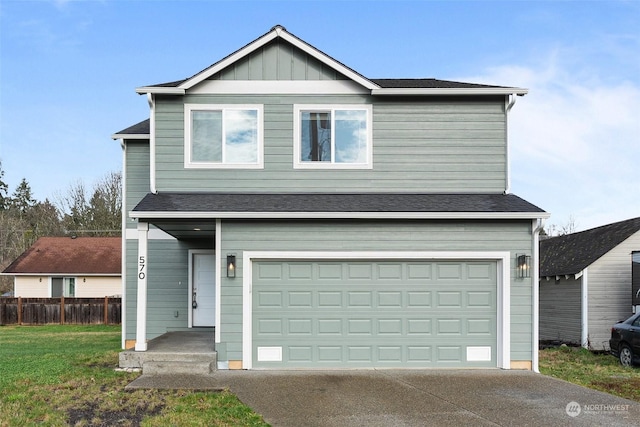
(217, 219), (534, 364)
(153, 95), (507, 193)
(212, 38), (345, 81)
(587, 231), (639, 350)
(124, 238), (212, 342)
(539, 278), (582, 344)
(124, 140), (150, 232)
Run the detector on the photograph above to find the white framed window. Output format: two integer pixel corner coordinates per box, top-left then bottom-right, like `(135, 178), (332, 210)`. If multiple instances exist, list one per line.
(184, 104), (263, 169)
(293, 105), (372, 169)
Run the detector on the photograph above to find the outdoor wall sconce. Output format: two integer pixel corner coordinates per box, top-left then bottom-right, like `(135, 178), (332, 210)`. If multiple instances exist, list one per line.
(227, 254), (236, 278)
(517, 254), (532, 279)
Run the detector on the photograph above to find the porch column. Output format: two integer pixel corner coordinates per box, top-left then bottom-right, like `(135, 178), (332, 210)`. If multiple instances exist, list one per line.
(135, 222), (149, 351)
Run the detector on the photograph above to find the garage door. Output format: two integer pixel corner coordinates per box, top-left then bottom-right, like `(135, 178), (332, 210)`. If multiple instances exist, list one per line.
(252, 260), (497, 368)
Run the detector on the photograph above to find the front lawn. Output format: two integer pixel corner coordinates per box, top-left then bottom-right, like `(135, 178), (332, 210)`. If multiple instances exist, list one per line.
(539, 346), (640, 403)
(0, 325), (268, 426)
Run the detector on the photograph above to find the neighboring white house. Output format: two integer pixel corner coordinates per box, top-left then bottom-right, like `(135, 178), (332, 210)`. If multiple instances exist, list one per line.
(539, 217), (640, 350)
(1, 237), (121, 298)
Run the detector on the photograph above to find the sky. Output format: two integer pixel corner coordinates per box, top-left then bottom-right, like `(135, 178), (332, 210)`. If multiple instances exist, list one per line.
(1, 0), (638, 232)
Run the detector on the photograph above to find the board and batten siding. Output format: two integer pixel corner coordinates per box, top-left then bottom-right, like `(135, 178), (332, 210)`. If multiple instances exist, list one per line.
(539, 277), (582, 344)
(212, 38), (345, 81)
(217, 219), (534, 364)
(152, 94), (507, 193)
(587, 230), (640, 350)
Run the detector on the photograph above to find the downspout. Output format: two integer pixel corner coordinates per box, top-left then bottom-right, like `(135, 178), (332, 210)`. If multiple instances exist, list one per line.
(504, 93), (518, 194)
(581, 268), (589, 348)
(148, 93), (157, 194)
(532, 217), (546, 373)
(504, 94), (517, 194)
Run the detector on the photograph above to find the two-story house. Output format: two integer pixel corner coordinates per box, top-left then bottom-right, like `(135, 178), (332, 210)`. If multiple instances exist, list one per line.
(113, 25), (548, 371)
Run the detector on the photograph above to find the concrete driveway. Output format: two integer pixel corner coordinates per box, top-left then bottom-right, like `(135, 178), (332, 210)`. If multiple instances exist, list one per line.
(128, 369), (640, 426)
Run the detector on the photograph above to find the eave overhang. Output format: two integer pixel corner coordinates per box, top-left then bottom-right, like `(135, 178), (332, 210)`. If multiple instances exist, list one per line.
(130, 210), (549, 220)
(371, 87), (528, 96)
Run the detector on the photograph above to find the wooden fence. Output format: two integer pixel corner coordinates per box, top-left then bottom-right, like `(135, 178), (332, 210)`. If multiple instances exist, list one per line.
(0, 297), (121, 325)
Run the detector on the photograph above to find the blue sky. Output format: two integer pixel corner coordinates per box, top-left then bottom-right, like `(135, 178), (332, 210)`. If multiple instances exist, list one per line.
(1, 0), (638, 231)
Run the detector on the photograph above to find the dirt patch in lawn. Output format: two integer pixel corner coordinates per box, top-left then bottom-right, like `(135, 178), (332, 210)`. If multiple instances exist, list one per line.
(67, 400), (164, 426)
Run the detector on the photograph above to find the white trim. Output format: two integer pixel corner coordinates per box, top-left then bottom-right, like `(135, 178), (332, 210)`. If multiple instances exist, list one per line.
(581, 268), (589, 348)
(188, 249), (216, 328)
(371, 88), (528, 96)
(184, 104), (264, 169)
(121, 141), (127, 349)
(531, 218), (544, 373)
(111, 133), (150, 140)
(148, 94), (157, 194)
(178, 27), (378, 92)
(135, 222), (149, 352)
(215, 219), (222, 343)
(189, 80), (368, 95)
(242, 250), (511, 370)
(130, 210), (551, 220)
(125, 227), (176, 240)
(293, 105), (373, 169)
(136, 86), (184, 95)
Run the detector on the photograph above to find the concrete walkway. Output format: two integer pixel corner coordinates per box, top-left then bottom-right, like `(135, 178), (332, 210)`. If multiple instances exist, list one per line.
(127, 369), (640, 426)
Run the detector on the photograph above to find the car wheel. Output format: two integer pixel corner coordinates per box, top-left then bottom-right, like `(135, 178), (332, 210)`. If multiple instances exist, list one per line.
(619, 344), (633, 367)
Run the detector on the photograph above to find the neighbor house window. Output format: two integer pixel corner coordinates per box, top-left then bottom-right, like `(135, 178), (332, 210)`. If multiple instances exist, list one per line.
(51, 277), (75, 297)
(185, 104), (263, 168)
(293, 105), (372, 169)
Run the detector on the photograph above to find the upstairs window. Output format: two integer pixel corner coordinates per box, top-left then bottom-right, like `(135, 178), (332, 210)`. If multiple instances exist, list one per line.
(293, 105), (372, 169)
(185, 104), (263, 168)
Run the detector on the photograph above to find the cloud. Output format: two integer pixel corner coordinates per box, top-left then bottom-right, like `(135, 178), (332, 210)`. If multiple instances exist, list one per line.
(458, 51), (640, 231)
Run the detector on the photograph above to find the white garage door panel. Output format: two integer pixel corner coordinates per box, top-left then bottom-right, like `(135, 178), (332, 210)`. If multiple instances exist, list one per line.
(253, 260), (497, 368)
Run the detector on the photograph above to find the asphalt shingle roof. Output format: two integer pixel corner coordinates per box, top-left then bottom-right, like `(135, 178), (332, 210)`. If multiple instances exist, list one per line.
(132, 192), (545, 215)
(540, 217), (640, 277)
(2, 237), (121, 275)
(114, 119), (150, 136)
(370, 79), (509, 89)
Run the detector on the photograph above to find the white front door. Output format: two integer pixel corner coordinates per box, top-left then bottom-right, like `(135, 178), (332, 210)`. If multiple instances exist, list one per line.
(191, 252), (216, 327)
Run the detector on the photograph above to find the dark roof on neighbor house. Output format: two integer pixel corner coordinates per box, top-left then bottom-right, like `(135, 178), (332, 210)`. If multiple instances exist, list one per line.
(2, 237), (121, 275)
(131, 192), (546, 218)
(540, 217), (640, 278)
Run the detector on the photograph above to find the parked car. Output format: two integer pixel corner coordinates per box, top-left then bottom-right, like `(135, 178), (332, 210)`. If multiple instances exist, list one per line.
(610, 312), (640, 367)
(1, 291), (13, 297)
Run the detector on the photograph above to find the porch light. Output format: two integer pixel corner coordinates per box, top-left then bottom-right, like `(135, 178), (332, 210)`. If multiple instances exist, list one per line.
(517, 254), (532, 279)
(227, 254), (236, 278)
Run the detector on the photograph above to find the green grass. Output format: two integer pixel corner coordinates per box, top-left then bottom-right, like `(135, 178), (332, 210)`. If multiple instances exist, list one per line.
(0, 325), (268, 426)
(540, 346), (640, 403)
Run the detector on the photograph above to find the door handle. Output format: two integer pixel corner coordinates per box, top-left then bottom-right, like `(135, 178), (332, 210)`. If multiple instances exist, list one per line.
(192, 292), (198, 309)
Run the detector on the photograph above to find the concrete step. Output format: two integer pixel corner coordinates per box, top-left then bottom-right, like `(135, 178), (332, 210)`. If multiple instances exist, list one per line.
(119, 350), (217, 373)
(143, 360), (215, 376)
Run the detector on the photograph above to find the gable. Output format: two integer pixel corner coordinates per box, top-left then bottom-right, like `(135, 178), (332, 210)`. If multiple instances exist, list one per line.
(540, 217), (640, 278)
(212, 38), (347, 82)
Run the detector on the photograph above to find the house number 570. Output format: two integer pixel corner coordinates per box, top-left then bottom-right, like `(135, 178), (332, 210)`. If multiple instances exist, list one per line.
(138, 256), (146, 280)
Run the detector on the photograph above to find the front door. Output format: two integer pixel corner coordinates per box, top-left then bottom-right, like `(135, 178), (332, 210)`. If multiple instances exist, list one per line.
(191, 252), (216, 327)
